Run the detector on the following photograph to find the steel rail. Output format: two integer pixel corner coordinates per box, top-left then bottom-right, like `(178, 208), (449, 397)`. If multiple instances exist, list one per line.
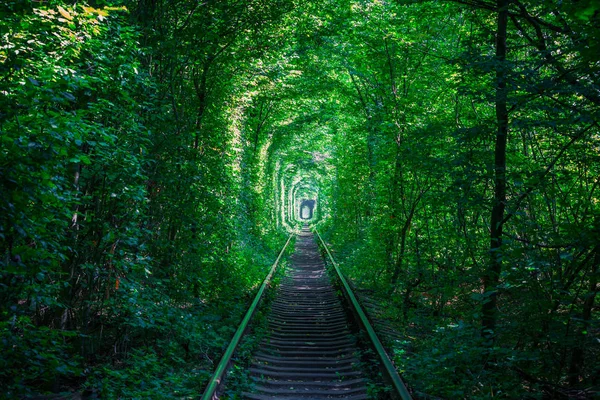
(200, 234), (294, 400)
(314, 228), (413, 400)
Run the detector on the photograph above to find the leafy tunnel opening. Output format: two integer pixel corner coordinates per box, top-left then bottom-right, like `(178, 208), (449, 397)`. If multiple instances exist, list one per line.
(299, 199), (316, 220)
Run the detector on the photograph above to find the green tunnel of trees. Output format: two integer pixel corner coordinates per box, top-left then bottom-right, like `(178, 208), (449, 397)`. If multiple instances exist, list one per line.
(1, 0), (598, 398)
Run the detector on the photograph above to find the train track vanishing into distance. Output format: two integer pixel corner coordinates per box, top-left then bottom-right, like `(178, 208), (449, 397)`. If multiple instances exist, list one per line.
(201, 226), (412, 400)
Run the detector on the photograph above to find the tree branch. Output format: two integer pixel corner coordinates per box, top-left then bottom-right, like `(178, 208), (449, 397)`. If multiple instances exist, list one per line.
(501, 123), (598, 227)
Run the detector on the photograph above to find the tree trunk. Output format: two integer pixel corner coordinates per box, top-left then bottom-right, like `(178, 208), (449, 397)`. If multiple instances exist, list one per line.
(482, 0), (509, 340)
(193, 60), (210, 149)
(568, 242), (599, 385)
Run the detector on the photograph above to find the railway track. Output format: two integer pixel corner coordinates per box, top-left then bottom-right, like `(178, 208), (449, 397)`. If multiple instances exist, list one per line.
(201, 227), (411, 400)
(242, 228), (368, 399)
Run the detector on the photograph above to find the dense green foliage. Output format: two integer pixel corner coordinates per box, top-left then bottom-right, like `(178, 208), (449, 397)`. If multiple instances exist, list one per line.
(1, 1), (289, 397)
(1, 0), (598, 398)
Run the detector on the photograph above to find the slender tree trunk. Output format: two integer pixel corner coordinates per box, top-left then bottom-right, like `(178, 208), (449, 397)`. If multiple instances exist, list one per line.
(193, 60), (210, 149)
(388, 148), (403, 284)
(482, 0), (509, 340)
(568, 241), (599, 385)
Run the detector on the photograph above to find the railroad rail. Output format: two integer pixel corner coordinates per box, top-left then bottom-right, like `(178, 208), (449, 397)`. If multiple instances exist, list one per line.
(201, 234), (293, 400)
(201, 227), (412, 399)
(314, 228), (412, 400)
